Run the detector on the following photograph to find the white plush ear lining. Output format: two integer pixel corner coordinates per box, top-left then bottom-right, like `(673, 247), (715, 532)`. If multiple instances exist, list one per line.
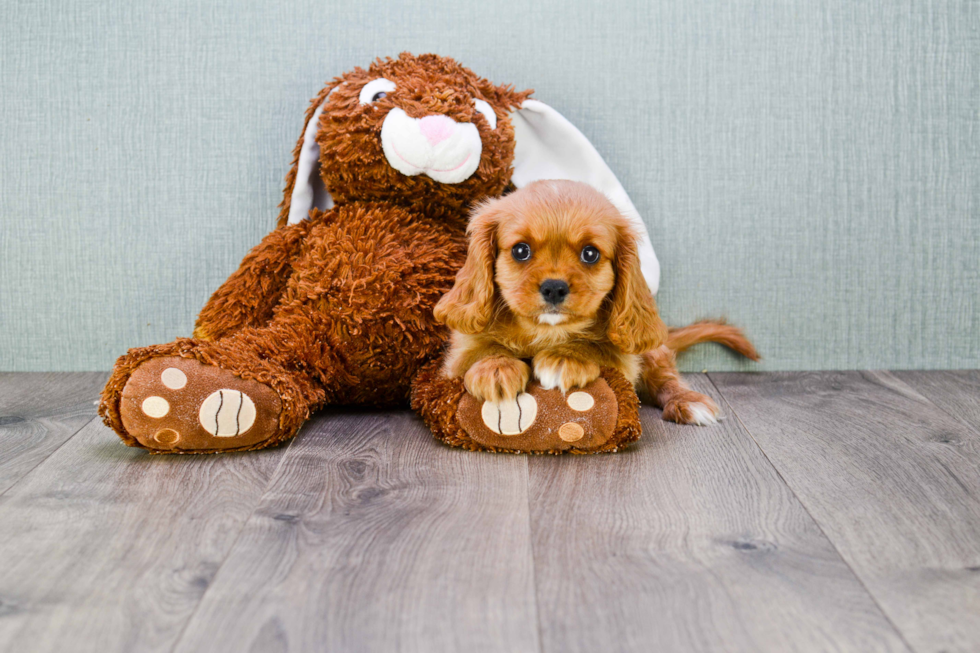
(510, 99), (661, 294)
(287, 88), (341, 225)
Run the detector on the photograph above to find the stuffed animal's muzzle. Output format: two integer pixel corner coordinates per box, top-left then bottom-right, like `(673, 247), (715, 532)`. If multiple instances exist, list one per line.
(380, 108), (482, 184)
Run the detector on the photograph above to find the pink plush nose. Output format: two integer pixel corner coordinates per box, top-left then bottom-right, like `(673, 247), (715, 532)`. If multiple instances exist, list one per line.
(419, 115), (456, 146)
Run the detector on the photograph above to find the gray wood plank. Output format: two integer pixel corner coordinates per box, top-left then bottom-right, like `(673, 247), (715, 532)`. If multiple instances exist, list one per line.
(0, 372), (108, 494)
(892, 370), (980, 440)
(711, 371), (980, 653)
(172, 409), (539, 653)
(0, 418), (287, 653)
(527, 374), (908, 653)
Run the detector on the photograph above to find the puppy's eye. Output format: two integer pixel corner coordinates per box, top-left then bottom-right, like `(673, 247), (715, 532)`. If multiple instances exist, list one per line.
(359, 78), (396, 105)
(581, 245), (600, 265)
(473, 99), (497, 130)
(511, 243), (532, 262)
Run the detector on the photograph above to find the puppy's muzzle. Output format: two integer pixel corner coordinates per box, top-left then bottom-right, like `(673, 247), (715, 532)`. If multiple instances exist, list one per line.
(539, 279), (569, 305)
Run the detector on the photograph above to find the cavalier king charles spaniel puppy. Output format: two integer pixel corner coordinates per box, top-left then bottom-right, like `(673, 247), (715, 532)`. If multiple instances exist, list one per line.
(434, 180), (757, 425)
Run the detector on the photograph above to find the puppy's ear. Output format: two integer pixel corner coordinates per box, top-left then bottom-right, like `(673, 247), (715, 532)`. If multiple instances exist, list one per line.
(607, 227), (668, 354)
(277, 82), (343, 228)
(433, 203), (500, 333)
(509, 99), (660, 294)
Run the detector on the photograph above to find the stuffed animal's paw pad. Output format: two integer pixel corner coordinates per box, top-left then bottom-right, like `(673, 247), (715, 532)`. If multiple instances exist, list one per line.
(199, 389), (257, 437)
(154, 428), (180, 444)
(558, 422), (585, 442)
(480, 393), (537, 435)
(141, 395), (170, 418)
(160, 367), (187, 389)
(566, 391), (594, 412)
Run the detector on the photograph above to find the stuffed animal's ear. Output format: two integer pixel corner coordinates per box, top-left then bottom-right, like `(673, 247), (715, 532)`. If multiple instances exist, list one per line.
(606, 226), (669, 355)
(277, 84), (341, 228)
(510, 99), (660, 294)
(433, 202), (500, 334)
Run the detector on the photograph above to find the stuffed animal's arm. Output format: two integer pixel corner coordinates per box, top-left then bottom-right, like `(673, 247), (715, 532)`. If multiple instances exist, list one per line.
(193, 220), (312, 341)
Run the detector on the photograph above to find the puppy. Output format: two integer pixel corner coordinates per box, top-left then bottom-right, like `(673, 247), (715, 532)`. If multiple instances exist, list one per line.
(433, 180), (758, 425)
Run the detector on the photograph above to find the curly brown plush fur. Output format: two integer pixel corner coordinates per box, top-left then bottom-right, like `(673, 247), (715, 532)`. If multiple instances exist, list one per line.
(99, 54), (530, 453)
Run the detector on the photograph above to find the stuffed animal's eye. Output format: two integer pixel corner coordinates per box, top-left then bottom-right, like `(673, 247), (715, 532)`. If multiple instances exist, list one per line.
(512, 243), (532, 262)
(359, 78), (396, 105)
(581, 245), (600, 265)
(473, 99), (497, 130)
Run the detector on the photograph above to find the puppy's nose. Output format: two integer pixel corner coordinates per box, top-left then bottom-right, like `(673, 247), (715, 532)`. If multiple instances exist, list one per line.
(419, 115), (455, 146)
(540, 279), (570, 305)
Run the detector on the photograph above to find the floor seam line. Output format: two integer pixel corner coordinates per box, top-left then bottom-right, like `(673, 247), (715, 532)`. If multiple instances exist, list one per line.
(0, 414), (98, 499)
(167, 430), (302, 653)
(881, 370), (980, 442)
(525, 457), (546, 653)
(706, 372), (919, 653)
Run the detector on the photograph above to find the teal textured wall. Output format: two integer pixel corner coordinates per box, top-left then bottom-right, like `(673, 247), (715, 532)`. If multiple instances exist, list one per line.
(1, 0), (977, 372)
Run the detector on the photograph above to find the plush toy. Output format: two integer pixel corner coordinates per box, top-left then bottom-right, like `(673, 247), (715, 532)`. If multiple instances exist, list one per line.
(98, 53), (664, 454)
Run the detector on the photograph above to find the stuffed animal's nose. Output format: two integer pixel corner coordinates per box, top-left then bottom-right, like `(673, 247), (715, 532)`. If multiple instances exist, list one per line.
(540, 279), (570, 305)
(419, 115), (456, 146)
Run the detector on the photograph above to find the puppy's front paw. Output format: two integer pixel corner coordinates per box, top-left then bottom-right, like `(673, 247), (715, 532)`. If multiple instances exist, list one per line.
(533, 352), (600, 393)
(662, 392), (722, 425)
(464, 356), (530, 403)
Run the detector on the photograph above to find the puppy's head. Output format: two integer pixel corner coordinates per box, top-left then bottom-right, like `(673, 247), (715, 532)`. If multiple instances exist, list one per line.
(434, 180), (667, 353)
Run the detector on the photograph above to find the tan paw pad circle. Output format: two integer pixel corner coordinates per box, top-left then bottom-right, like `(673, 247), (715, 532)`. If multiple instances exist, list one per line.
(199, 389), (257, 437)
(481, 393), (538, 435)
(141, 396), (170, 418)
(558, 422), (585, 442)
(160, 367), (187, 390)
(566, 391), (595, 412)
(154, 428), (180, 444)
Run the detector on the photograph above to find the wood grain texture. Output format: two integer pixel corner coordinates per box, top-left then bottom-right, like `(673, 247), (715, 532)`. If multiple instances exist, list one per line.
(892, 370), (980, 440)
(2, 371), (977, 652)
(0, 372), (107, 494)
(711, 371), (980, 653)
(0, 418), (286, 653)
(527, 374), (908, 653)
(172, 409), (539, 653)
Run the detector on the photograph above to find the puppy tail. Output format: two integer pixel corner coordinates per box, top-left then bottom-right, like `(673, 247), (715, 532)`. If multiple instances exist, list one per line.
(666, 320), (760, 361)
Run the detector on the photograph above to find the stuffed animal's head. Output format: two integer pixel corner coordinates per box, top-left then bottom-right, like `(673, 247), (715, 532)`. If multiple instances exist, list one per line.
(280, 52), (662, 294)
(279, 53), (526, 225)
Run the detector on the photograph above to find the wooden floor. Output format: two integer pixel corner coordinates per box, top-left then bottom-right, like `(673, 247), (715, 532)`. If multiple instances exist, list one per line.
(1, 372), (978, 653)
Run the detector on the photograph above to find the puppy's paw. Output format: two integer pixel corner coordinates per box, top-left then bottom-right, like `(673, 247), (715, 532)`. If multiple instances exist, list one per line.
(662, 392), (722, 426)
(533, 352), (601, 393)
(464, 356), (530, 403)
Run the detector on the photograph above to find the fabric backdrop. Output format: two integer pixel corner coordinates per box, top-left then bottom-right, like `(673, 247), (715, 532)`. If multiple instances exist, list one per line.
(1, 0), (977, 372)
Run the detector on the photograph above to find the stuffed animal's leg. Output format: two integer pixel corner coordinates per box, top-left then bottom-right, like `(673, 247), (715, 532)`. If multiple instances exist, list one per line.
(99, 315), (343, 453)
(638, 346), (721, 425)
(193, 218), (313, 342)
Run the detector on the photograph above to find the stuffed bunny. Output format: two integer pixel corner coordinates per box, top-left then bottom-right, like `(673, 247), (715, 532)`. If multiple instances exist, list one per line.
(99, 53), (660, 453)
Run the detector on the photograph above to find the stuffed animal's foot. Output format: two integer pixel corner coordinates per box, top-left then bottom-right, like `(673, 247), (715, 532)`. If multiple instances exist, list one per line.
(661, 392), (721, 426)
(412, 360), (642, 454)
(457, 375), (631, 453)
(116, 356), (284, 453)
